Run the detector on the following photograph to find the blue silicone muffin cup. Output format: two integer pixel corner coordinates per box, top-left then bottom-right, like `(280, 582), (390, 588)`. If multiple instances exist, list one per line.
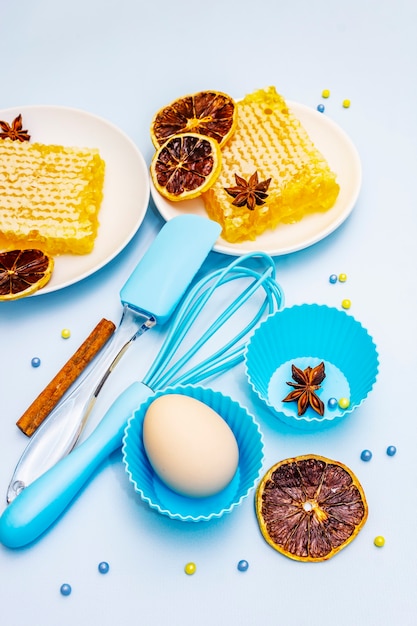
(122, 384), (264, 522)
(244, 304), (379, 431)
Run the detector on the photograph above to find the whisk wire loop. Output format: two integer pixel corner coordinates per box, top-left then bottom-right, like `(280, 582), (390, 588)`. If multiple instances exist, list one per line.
(143, 253), (284, 391)
(166, 272), (280, 385)
(146, 256), (280, 382)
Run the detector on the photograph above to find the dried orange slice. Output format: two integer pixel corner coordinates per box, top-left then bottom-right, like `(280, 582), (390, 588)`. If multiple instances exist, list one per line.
(150, 91), (237, 148)
(0, 249), (54, 300)
(150, 133), (222, 202)
(256, 455), (368, 562)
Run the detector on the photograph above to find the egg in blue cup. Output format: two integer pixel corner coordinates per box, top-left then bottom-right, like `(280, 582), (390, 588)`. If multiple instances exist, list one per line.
(244, 304), (379, 431)
(122, 385), (264, 522)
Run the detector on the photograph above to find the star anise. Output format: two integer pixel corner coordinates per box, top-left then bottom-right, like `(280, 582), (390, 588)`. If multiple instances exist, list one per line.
(0, 114), (31, 142)
(282, 362), (326, 416)
(224, 171), (271, 211)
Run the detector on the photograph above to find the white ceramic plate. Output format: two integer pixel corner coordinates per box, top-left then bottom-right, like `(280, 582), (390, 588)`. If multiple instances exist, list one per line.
(150, 102), (361, 256)
(0, 105), (150, 294)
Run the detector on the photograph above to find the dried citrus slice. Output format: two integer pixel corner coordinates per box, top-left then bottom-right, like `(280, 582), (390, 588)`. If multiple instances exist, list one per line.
(256, 455), (368, 562)
(0, 249), (54, 300)
(150, 91), (237, 148)
(150, 133), (222, 202)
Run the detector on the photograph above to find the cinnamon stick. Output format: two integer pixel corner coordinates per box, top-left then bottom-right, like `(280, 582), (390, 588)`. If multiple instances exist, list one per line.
(16, 318), (116, 436)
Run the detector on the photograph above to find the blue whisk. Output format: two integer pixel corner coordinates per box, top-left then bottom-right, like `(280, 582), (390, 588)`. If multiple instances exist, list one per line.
(144, 251), (284, 390)
(0, 252), (284, 548)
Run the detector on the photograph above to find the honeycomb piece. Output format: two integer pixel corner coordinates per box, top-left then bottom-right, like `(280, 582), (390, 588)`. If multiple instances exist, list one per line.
(0, 139), (105, 255)
(202, 87), (340, 243)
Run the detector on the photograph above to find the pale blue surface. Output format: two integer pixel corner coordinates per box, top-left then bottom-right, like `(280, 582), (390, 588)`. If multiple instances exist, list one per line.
(1, 1), (416, 625)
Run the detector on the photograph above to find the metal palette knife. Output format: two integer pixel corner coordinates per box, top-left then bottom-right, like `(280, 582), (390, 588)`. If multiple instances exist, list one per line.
(6, 214), (221, 503)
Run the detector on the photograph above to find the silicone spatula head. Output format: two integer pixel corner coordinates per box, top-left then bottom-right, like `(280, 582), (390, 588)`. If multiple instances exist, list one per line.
(119, 215), (221, 324)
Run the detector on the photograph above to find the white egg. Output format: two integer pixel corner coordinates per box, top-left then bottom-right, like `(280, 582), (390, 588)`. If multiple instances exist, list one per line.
(142, 393), (239, 498)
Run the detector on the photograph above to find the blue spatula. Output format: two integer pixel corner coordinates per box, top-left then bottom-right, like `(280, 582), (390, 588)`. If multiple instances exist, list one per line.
(6, 214), (220, 503)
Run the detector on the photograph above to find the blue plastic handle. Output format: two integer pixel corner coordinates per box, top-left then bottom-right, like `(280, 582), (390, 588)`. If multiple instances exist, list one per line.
(120, 215), (221, 323)
(0, 382), (152, 549)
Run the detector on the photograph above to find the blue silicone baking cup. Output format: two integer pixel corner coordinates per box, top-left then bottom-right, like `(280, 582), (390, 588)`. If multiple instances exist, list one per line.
(244, 304), (379, 431)
(122, 384), (264, 522)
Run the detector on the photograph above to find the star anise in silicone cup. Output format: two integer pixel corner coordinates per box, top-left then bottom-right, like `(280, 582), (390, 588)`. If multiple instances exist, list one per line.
(0, 114), (31, 142)
(224, 171), (271, 211)
(282, 362), (326, 416)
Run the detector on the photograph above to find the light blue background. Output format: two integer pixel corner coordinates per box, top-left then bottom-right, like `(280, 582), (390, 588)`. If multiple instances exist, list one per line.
(1, 1), (416, 624)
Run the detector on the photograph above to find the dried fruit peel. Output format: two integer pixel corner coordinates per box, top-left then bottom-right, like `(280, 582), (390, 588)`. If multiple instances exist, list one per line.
(0, 139), (105, 255)
(256, 455), (368, 562)
(150, 133), (222, 201)
(0, 249), (54, 300)
(203, 86), (340, 243)
(150, 91), (237, 148)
